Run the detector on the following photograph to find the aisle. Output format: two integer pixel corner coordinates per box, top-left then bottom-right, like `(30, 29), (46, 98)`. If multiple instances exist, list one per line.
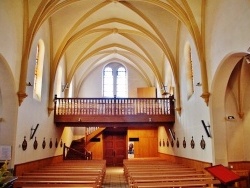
(102, 166), (129, 188)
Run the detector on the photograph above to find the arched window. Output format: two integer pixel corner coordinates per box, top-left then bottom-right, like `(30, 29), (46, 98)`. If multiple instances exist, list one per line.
(103, 67), (113, 97)
(103, 63), (127, 98)
(33, 39), (45, 101)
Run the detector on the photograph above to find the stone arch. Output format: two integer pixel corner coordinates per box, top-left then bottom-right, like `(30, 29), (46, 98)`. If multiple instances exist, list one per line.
(210, 52), (249, 165)
(0, 53), (18, 167)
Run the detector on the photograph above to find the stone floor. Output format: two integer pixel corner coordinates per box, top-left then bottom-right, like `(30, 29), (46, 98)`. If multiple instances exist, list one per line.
(102, 166), (129, 188)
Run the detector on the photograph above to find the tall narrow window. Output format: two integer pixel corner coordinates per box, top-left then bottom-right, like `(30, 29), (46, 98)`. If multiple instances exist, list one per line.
(33, 39), (45, 101)
(116, 67), (127, 97)
(103, 63), (127, 98)
(185, 43), (194, 99)
(103, 67), (114, 97)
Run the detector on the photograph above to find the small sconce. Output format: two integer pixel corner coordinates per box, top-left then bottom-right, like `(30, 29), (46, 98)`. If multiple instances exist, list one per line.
(245, 55), (250, 64)
(196, 82), (202, 86)
(26, 82), (33, 86)
(0, 117), (3, 122)
(161, 85), (169, 96)
(226, 116), (235, 120)
(61, 83), (69, 92)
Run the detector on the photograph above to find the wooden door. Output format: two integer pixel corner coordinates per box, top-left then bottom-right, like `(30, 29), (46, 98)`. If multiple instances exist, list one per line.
(103, 134), (126, 166)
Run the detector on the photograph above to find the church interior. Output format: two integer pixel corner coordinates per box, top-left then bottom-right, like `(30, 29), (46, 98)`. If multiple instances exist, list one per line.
(1, 0), (250, 187)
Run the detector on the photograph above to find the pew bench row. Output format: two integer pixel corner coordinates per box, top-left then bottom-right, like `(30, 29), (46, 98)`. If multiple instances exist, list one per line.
(13, 160), (106, 188)
(123, 158), (220, 188)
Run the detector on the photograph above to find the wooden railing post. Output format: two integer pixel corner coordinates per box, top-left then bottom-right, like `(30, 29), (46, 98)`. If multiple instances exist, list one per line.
(63, 143), (66, 160)
(54, 95), (57, 116)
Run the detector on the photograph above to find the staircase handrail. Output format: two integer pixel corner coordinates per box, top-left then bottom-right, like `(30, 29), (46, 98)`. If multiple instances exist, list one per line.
(63, 144), (92, 160)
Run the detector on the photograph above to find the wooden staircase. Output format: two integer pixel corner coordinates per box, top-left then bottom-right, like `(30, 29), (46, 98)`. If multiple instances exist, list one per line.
(86, 127), (106, 143)
(65, 128), (106, 160)
(65, 138), (90, 160)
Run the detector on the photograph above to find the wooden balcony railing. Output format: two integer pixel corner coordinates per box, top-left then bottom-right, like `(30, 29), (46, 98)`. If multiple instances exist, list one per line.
(54, 95), (175, 125)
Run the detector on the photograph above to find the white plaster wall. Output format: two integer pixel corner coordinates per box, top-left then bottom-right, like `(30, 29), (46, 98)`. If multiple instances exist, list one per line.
(206, 0), (250, 165)
(159, 0), (250, 165)
(158, 23), (213, 162)
(14, 20), (73, 164)
(224, 61), (250, 162)
(0, 54), (19, 168)
(0, 1), (23, 92)
(78, 62), (148, 98)
(206, 0), (250, 83)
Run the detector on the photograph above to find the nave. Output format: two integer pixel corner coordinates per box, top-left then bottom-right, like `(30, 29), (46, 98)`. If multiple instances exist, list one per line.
(12, 158), (238, 188)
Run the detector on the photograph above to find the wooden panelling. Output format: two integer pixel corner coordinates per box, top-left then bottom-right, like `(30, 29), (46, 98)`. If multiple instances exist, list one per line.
(158, 153), (212, 172)
(228, 162), (250, 187)
(128, 128), (158, 158)
(137, 87), (156, 98)
(14, 155), (63, 176)
(86, 135), (103, 160)
(228, 161), (250, 170)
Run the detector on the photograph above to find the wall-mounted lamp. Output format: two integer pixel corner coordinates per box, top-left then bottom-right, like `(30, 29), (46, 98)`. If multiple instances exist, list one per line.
(196, 82), (202, 86)
(226, 116), (235, 120)
(61, 83), (69, 92)
(26, 82), (33, 86)
(161, 85), (169, 96)
(245, 55), (250, 64)
(30, 124), (39, 139)
(0, 117), (3, 122)
(246, 58), (250, 64)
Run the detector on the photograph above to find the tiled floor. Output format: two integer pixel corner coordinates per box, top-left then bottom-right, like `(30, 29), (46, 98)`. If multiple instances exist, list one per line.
(102, 166), (129, 188)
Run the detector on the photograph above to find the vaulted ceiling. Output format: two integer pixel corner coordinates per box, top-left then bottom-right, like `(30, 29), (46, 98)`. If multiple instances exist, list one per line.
(18, 0), (208, 113)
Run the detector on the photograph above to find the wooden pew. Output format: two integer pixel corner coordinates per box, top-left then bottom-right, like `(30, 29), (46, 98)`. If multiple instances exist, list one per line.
(132, 179), (221, 188)
(124, 158), (220, 188)
(14, 177), (100, 188)
(14, 181), (97, 188)
(22, 172), (101, 176)
(126, 171), (206, 181)
(14, 160), (106, 188)
(128, 173), (214, 187)
(16, 176), (99, 181)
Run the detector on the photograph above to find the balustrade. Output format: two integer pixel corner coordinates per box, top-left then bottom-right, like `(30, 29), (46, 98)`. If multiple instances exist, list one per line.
(54, 96), (173, 116)
(54, 95), (175, 125)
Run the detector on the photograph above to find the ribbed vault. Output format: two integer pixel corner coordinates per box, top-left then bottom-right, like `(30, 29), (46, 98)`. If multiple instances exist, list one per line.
(17, 0), (209, 115)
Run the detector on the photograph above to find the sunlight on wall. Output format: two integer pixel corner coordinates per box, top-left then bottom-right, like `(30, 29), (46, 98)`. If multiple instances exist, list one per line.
(0, 89), (2, 116)
(166, 63), (174, 95)
(33, 39), (45, 101)
(56, 66), (63, 97)
(67, 81), (73, 97)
